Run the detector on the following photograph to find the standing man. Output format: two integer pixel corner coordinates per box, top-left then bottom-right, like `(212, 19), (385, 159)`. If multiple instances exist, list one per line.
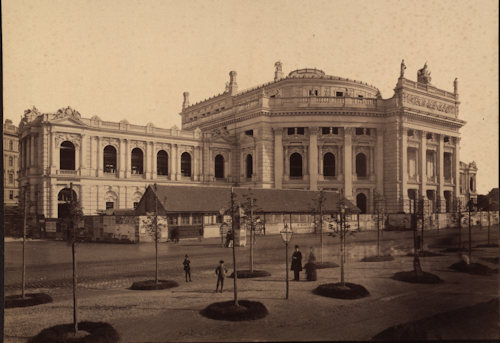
(215, 260), (227, 293)
(183, 254), (192, 282)
(291, 245), (303, 281)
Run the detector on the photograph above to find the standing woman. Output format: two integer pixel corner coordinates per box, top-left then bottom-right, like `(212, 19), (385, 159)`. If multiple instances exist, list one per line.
(305, 247), (317, 281)
(291, 245), (303, 281)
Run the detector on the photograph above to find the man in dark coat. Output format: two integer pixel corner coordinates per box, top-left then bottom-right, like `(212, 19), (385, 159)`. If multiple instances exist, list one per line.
(215, 260), (227, 293)
(183, 254), (192, 282)
(291, 245), (303, 281)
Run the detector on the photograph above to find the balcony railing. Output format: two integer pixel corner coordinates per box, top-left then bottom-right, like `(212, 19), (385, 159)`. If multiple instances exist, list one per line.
(268, 96), (379, 109)
(58, 170), (77, 175)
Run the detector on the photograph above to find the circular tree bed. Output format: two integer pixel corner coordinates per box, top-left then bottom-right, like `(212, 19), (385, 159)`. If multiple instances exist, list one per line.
(442, 247), (468, 253)
(392, 271), (443, 284)
(228, 270), (271, 278)
(481, 257), (499, 265)
(449, 261), (498, 275)
(361, 255), (395, 262)
(29, 321), (119, 343)
(5, 293), (53, 309)
(200, 300), (268, 321)
(406, 251), (444, 257)
(313, 262), (339, 269)
(313, 282), (370, 299)
(475, 243), (499, 248)
(130, 279), (179, 290)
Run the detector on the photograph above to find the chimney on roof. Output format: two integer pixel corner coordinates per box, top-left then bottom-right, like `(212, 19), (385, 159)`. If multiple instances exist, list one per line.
(274, 61), (283, 81)
(229, 71), (238, 95)
(182, 92), (190, 110)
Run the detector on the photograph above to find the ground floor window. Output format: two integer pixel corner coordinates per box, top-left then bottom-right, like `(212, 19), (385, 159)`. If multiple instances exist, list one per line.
(106, 202), (114, 210)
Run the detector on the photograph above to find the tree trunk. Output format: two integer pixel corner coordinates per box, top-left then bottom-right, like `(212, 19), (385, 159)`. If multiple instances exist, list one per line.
(249, 198), (254, 273)
(340, 215), (345, 287)
(72, 240), (78, 334)
(231, 189), (239, 306)
(22, 189), (27, 299)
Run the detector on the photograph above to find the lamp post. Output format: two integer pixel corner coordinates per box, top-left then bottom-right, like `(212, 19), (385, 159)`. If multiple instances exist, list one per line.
(280, 222), (293, 299)
(339, 203), (346, 288)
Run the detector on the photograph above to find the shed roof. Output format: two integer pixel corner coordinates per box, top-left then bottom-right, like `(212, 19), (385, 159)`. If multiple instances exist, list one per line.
(140, 185), (359, 214)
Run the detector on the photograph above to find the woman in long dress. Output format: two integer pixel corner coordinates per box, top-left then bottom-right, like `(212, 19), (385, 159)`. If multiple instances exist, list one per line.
(305, 247), (317, 281)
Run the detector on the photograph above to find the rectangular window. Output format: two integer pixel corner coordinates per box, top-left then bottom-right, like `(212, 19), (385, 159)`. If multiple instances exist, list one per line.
(322, 127), (330, 135)
(355, 128), (364, 135)
(180, 214), (190, 225)
(426, 150), (435, 177)
(133, 202), (139, 209)
(331, 127), (339, 135)
(168, 215), (178, 225)
(192, 214), (202, 225)
(358, 94), (363, 98)
(245, 130), (253, 136)
(9, 190), (14, 200)
(8, 173), (14, 184)
(106, 202), (114, 210)
(296, 127), (305, 135)
(407, 148), (417, 178)
(287, 128), (295, 135)
(336, 91), (344, 97)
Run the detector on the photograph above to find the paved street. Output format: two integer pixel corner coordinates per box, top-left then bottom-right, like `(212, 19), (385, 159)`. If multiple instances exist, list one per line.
(4, 226), (499, 342)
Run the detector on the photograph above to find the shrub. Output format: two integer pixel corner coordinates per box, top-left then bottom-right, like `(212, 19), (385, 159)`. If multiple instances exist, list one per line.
(313, 282), (370, 299)
(449, 261), (498, 275)
(228, 270), (271, 278)
(392, 271), (443, 284)
(5, 293), (53, 309)
(201, 300), (268, 321)
(130, 279), (179, 290)
(361, 256), (395, 262)
(29, 321), (119, 343)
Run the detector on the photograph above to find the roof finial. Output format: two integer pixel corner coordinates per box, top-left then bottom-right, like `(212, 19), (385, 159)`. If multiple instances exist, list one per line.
(274, 61), (283, 81)
(400, 59), (406, 78)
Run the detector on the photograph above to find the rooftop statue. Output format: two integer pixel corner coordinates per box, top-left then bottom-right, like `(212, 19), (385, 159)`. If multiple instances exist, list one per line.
(400, 59), (406, 78)
(417, 62), (432, 84)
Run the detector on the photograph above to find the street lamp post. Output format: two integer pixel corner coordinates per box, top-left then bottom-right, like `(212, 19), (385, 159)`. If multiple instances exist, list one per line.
(339, 204), (346, 288)
(280, 222), (293, 299)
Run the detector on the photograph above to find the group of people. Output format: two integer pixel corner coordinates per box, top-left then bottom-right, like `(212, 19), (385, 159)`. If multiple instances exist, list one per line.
(291, 245), (317, 281)
(182, 244), (317, 292)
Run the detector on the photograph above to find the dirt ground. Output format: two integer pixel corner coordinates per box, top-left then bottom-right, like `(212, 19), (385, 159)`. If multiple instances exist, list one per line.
(3, 229), (499, 342)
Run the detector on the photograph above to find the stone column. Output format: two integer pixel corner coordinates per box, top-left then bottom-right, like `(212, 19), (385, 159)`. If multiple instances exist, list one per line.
(145, 141), (152, 179)
(274, 128), (283, 188)
(454, 138), (460, 198)
(175, 144), (181, 180)
(30, 135), (36, 172)
(309, 129), (318, 190)
(119, 139), (125, 178)
(343, 128), (353, 200)
(80, 134), (87, 176)
(74, 144), (80, 173)
(125, 139), (131, 178)
(438, 135), (445, 212)
(171, 144), (177, 181)
(420, 131), (427, 197)
(152, 144), (157, 179)
(193, 147), (199, 181)
(97, 137), (103, 177)
(401, 127), (408, 211)
(90, 136), (96, 173)
(51, 184), (58, 218)
(376, 130), (384, 194)
(51, 132), (58, 173)
(318, 146), (324, 181)
(224, 152), (230, 181)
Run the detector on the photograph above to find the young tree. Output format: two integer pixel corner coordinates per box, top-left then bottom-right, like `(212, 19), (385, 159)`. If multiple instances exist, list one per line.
(240, 190), (262, 273)
(331, 199), (355, 288)
(313, 190), (326, 263)
(67, 183), (84, 335)
(140, 184), (167, 285)
(230, 187), (239, 306)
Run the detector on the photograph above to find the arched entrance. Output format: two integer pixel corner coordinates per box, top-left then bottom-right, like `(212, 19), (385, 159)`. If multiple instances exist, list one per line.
(290, 153), (303, 177)
(215, 154), (224, 179)
(58, 188), (78, 219)
(356, 193), (367, 214)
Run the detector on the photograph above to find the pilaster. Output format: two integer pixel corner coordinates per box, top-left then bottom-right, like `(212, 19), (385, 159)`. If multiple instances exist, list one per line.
(376, 130), (384, 194)
(420, 131), (427, 197)
(309, 128), (318, 190)
(438, 135), (445, 212)
(274, 128), (283, 189)
(343, 127), (353, 200)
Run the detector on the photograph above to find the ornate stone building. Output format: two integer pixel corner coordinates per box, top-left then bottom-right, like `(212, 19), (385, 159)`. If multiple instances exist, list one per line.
(3, 119), (20, 207)
(17, 61), (475, 221)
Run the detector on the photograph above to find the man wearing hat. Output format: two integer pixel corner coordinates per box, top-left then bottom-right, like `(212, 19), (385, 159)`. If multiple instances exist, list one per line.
(215, 260), (228, 293)
(291, 245), (303, 281)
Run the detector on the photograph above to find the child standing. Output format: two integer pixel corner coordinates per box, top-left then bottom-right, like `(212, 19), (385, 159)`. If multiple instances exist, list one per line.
(183, 254), (192, 282)
(215, 260), (227, 293)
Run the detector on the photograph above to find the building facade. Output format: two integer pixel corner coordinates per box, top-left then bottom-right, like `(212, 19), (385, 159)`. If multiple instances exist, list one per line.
(3, 119), (20, 207)
(18, 61), (474, 221)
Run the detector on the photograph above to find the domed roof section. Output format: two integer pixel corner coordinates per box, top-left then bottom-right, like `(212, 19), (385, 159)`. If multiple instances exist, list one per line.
(288, 68), (326, 78)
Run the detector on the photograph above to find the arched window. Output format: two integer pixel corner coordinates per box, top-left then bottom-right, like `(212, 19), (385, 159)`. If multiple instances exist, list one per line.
(246, 154), (253, 179)
(9, 140), (13, 150)
(290, 153), (303, 177)
(131, 148), (143, 174)
(181, 152), (191, 177)
(323, 153), (335, 176)
(157, 150), (168, 176)
(215, 154), (225, 179)
(60, 141), (75, 170)
(355, 153), (367, 177)
(356, 193), (367, 214)
(103, 145), (117, 173)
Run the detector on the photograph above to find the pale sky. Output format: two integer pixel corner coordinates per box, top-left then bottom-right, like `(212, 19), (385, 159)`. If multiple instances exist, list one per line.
(2, 0), (498, 194)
